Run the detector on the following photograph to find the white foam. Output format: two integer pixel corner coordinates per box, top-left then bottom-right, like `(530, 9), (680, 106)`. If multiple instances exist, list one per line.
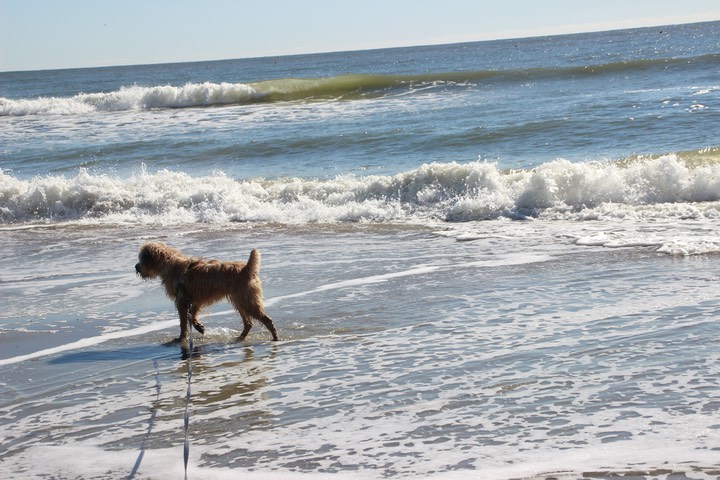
(4, 441), (717, 480)
(0, 82), (262, 116)
(0, 156), (717, 223)
(3, 156), (720, 254)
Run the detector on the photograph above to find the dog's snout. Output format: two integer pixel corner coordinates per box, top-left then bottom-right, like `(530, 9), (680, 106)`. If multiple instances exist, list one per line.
(135, 263), (141, 274)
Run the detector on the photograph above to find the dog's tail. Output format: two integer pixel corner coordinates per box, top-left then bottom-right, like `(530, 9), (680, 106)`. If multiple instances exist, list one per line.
(246, 249), (261, 275)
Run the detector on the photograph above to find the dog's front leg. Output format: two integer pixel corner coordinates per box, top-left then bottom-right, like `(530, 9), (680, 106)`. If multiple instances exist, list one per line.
(175, 296), (191, 342)
(238, 316), (253, 341)
(190, 303), (205, 335)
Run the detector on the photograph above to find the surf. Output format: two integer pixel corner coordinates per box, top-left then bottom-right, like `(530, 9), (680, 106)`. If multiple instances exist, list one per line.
(0, 149), (720, 224)
(3, 152), (720, 227)
(3, 51), (718, 116)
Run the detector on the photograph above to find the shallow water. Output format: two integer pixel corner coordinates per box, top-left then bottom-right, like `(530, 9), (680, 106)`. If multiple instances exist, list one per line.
(2, 225), (720, 479)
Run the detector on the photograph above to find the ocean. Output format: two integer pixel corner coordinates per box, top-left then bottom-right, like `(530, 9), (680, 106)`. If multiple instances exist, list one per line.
(2, 20), (720, 479)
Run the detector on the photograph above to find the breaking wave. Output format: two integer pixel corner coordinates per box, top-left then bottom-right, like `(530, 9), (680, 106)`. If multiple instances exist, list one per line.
(0, 82), (264, 116)
(3, 53), (718, 116)
(2, 154), (720, 226)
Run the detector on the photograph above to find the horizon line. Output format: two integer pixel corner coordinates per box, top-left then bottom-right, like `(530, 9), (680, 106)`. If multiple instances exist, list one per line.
(2, 17), (718, 74)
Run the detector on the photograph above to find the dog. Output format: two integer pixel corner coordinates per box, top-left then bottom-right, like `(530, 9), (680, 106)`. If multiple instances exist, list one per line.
(135, 242), (278, 342)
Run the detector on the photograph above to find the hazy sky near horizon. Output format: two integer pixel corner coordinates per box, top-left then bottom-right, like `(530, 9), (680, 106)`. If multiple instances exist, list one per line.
(1, 0), (719, 72)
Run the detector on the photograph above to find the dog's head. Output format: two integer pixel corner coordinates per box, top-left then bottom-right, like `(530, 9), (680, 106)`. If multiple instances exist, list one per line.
(135, 242), (170, 280)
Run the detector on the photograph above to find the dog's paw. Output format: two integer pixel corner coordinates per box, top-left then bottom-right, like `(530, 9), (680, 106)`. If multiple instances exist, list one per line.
(193, 322), (205, 335)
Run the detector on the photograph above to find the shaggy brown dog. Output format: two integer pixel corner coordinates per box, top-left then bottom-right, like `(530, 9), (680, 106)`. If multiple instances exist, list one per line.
(135, 242), (278, 342)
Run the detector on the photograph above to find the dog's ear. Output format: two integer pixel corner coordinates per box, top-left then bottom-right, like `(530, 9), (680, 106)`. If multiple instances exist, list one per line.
(139, 241), (174, 266)
(138, 247), (151, 264)
(139, 242), (161, 264)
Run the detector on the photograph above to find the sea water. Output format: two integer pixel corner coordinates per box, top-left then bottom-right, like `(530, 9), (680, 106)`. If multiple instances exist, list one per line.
(1, 21), (720, 479)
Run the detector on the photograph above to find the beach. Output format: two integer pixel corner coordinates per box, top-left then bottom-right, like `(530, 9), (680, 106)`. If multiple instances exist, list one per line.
(3, 223), (720, 478)
(2, 21), (720, 479)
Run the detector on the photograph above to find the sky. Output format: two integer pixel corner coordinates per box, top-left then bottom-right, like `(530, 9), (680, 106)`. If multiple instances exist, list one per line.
(1, 0), (719, 72)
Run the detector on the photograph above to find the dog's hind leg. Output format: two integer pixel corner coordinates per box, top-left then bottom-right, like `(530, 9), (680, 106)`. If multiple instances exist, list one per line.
(233, 294), (279, 342)
(258, 315), (279, 341)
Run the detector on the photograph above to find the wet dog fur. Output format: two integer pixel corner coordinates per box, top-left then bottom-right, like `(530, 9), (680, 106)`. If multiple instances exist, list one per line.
(135, 242), (278, 342)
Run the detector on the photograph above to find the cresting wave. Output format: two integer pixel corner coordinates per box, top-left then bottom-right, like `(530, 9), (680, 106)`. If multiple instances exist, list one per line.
(2, 53), (718, 116)
(0, 82), (264, 116)
(2, 153), (720, 226)
(0, 75), (425, 115)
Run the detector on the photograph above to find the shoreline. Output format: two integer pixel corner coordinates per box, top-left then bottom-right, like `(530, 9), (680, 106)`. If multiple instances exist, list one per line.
(2, 227), (720, 478)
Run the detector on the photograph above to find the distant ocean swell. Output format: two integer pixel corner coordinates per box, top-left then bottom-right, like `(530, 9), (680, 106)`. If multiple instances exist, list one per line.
(2, 53), (718, 116)
(2, 154), (720, 225)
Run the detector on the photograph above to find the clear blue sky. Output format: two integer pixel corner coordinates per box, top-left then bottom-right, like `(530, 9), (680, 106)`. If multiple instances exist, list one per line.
(1, 0), (719, 72)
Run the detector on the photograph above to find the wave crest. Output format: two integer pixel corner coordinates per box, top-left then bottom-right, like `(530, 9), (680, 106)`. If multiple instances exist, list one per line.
(5, 53), (718, 116)
(2, 154), (720, 226)
(0, 82), (263, 116)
